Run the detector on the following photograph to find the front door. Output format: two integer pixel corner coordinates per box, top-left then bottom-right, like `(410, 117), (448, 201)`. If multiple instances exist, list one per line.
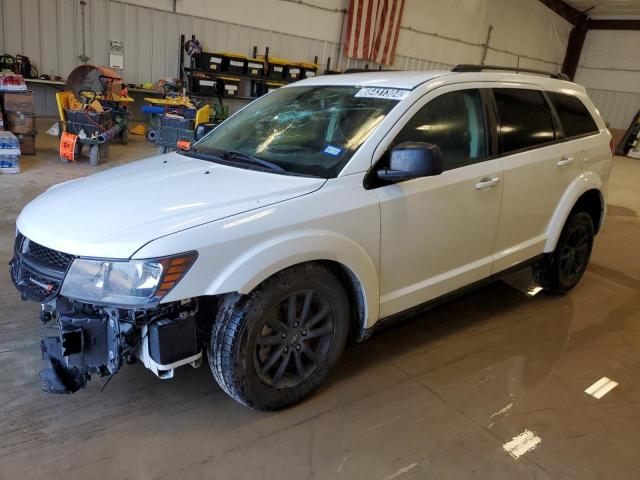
(374, 87), (503, 318)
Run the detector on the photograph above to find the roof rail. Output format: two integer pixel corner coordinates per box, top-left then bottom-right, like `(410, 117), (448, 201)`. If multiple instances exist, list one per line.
(343, 68), (396, 73)
(451, 64), (570, 81)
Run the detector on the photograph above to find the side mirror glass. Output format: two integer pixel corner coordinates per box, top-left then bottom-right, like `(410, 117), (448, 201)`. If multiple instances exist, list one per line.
(377, 142), (444, 182)
(194, 122), (216, 141)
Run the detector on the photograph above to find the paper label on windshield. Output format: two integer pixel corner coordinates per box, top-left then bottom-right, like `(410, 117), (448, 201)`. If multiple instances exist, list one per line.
(355, 87), (409, 100)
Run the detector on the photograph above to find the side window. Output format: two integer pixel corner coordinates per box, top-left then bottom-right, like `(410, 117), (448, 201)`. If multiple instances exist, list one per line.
(547, 92), (599, 138)
(493, 89), (555, 153)
(391, 89), (488, 170)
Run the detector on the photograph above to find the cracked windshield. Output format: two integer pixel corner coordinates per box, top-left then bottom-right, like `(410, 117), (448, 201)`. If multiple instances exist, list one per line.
(194, 86), (401, 177)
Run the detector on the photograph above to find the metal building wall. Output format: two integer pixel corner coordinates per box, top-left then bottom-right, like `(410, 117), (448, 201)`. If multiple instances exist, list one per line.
(587, 88), (640, 131)
(2, 0), (401, 84)
(575, 30), (640, 131)
(0, 0), (575, 120)
(1, 0), (570, 86)
(0, 0), (345, 84)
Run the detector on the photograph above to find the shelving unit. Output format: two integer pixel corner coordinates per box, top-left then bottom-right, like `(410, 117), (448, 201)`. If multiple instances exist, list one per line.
(180, 40), (325, 105)
(185, 68), (297, 85)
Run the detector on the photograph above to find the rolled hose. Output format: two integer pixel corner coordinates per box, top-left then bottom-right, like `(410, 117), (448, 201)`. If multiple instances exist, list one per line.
(97, 124), (124, 144)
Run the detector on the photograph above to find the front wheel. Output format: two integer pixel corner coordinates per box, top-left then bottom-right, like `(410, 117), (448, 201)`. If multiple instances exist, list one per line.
(538, 212), (594, 293)
(209, 263), (350, 410)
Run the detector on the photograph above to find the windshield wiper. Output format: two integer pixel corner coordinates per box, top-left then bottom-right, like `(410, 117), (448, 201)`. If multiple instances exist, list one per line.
(222, 150), (286, 173)
(185, 148), (287, 174)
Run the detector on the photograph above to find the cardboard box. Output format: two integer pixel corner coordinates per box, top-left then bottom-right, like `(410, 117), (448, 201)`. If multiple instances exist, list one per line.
(7, 113), (36, 134)
(16, 133), (35, 155)
(2, 90), (35, 115)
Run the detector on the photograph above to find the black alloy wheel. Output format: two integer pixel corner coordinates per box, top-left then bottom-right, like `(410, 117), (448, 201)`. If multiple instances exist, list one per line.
(558, 222), (591, 285)
(254, 290), (335, 389)
(209, 263), (350, 410)
(539, 212), (594, 293)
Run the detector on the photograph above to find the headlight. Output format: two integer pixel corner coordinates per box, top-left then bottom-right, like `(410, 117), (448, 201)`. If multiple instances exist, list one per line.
(60, 252), (197, 307)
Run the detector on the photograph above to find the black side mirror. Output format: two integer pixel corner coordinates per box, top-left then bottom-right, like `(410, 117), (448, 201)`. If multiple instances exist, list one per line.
(377, 142), (444, 182)
(194, 122), (216, 141)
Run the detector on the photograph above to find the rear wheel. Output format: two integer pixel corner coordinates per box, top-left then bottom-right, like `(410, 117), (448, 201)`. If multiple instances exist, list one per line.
(538, 212), (594, 293)
(209, 263), (350, 410)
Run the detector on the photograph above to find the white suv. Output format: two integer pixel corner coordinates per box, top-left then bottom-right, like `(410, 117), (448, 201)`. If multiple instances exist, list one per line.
(10, 66), (613, 409)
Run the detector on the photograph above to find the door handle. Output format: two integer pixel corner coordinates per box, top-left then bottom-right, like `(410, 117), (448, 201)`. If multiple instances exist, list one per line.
(475, 176), (501, 190)
(557, 157), (574, 167)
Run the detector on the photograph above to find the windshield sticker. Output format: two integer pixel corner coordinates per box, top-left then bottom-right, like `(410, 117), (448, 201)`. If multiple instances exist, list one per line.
(323, 145), (343, 156)
(355, 87), (409, 100)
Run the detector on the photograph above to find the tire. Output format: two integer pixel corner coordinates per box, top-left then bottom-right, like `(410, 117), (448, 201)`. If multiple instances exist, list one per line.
(209, 263), (350, 410)
(538, 212), (594, 294)
(120, 129), (129, 145)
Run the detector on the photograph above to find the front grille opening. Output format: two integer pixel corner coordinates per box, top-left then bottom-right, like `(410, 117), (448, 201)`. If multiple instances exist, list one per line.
(12, 233), (74, 303)
(23, 267), (60, 297)
(26, 241), (74, 270)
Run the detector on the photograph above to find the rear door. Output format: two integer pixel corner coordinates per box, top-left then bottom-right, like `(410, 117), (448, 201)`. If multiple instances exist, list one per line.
(546, 90), (602, 182)
(491, 87), (580, 272)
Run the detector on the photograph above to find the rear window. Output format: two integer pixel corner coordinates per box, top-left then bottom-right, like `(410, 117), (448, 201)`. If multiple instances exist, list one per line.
(547, 92), (599, 138)
(493, 89), (556, 153)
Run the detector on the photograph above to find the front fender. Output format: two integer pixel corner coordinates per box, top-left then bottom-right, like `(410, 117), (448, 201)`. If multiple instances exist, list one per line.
(544, 171), (603, 252)
(205, 230), (380, 328)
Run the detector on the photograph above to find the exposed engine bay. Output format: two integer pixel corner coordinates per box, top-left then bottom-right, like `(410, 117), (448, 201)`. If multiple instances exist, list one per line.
(38, 297), (201, 394)
(10, 232), (207, 394)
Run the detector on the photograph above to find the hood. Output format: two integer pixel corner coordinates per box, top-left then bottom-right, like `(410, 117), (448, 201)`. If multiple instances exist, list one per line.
(17, 153), (325, 258)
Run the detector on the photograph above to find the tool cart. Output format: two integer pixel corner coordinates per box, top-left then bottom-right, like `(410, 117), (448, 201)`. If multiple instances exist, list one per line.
(56, 65), (133, 165)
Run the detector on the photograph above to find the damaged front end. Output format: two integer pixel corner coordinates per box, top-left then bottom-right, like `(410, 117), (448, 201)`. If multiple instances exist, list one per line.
(10, 232), (205, 394)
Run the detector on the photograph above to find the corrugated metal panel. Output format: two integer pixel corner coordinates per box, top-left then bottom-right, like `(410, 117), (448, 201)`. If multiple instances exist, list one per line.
(2, 0), (557, 90)
(21, 0), (41, 69)
(91, 0), (108, 67)
(0, 0), (4, 55)
(137, 7), (152, 83)
(588, 88), (640, 130)
(123, 3), (139, 84)
(151, 9), (167, 82)
(58, 0), (77, 78)
(165, 13), (180, 79)
(39, 0), (59, 76)
(108, 1), (123, 42)
(0, 0), (430, 82)
(3, 0), (23, 55)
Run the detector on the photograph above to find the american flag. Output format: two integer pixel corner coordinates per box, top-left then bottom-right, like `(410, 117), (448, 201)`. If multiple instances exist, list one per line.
(343, 0), (406, 66)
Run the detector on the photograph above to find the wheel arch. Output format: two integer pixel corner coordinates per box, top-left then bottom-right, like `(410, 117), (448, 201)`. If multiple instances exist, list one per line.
(205, 231), (380, 337)
(544, 172), (604, 252)
(316, 259), (369, 342)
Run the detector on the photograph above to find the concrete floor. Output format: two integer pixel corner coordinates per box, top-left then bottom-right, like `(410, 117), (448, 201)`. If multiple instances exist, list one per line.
(1, 125), (639, 479)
